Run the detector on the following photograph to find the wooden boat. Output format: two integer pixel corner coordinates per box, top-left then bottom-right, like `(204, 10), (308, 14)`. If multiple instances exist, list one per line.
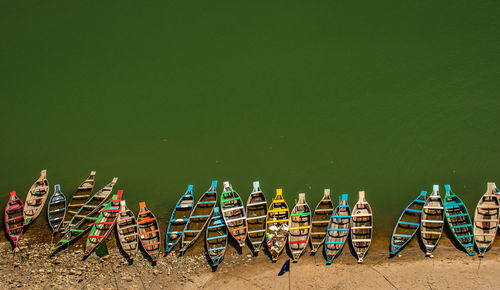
(220, 181), (248, 248)
(246, 181), (268, 254)
(4, 191), (24, 249)
(389, 191), (426, 256)
(310, 189), (334, 254)
(116, 200), (139, 260)
(420, 185), (444, 257)
(288, 193), (311, 262)
(138, 201), (161, 262)
(180, 181), (218, 254)
(444, 184), (474, 255)
(474, 182), (500, 257)
(83, 191), (123, 257)
(60, 171), (96, 232)
(205, 206), (228, 268)
(351, 191), (373, 263)
(47, 184), (67, 233)
(165, 185), (194, 254)
(23, 170), (49, 225)
(324, 193), (351, 264)
(50, 178), (117, 254)
(265, 188), (290, 262)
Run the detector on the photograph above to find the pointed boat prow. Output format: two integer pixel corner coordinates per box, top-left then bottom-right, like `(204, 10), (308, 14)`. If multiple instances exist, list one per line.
(10, 191), (16, 197)
(187, 184), (194, 192)
(324, 189), (330, 198)
(116, 190), (123, 200)
(253, 181), (260, 192)
(358, 191), (366, 202)
(139, 202), (146, 208)
(487, 182), (496, 193)
(298, 193), (306, 202)
(211, 180), (218, 190)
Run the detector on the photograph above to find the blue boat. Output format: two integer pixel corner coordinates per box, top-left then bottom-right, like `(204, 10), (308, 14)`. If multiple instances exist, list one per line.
(165, 185), (195, 254)
(324, 193), (351, 265)
(444, 184), (474, 256)
(390, 190), (427, 256)
(205, 206), (227, 269)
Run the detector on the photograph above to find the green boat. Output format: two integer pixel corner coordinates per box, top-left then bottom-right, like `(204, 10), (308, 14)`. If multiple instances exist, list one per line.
(443, 184), (474, 256)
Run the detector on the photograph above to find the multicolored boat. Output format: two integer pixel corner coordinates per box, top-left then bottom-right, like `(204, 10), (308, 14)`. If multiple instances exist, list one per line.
(116, 200), (139, 260)
(324, 193), (351, 264)
(246, 181), (268, 254)
(288, 193), (311, 262)
(24, 170), (49, 225)
(83, 191), (123, 257)
(444, 184), (474, 256)
(390, 191), (426, 256)
(310, 189), (334, 254)
(220, 182), (247, 248)
(205, 206), (228, 269)
(60, 171), (96, 232)
(265, 188), (290, 262)
(138, 201), (161, 262)
(165, 185), (194, 254)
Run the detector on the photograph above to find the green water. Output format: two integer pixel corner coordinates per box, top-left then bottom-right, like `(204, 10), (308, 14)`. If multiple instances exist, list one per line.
(1, 1), (500, 235)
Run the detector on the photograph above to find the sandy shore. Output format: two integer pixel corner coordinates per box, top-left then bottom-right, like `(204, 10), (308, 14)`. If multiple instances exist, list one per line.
(2, 224), (500, 290)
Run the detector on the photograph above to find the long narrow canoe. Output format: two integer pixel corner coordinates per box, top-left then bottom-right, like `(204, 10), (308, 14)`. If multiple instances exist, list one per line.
(310, 189), (334, 254)
(60, 171), (96, 232)
(288, 193), (311, 262)
(116, 200), (139, 260)
(165, 185), (194, 254)
(220, 182), (248, 248)
(444, 184), (474, 255)
(180, 181), (218, 254)
(4, 191), (24, 250)
(325, 193), (351, 264)
(138, 202), (161, 262)
(206, 206), (228, 269)
(266, 188), (290, 262)
(420, 185), (444, 257)
(62, 178), (118, 234)
(50, 179), (117, 254)
(246, 181), (268, 254)
(474, 182), (499, 257)
(24, 170), (49, 225)
(390, 190), (426, 256)
(351, 191), (373, 263)
(84, 191), (123, 257)
(47, 184), (67, 233)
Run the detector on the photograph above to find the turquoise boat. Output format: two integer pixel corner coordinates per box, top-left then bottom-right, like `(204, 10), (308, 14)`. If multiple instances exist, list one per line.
(165, 185), (194, 254)
(389, 190), (426, 256)
(444, 184), (474, 256)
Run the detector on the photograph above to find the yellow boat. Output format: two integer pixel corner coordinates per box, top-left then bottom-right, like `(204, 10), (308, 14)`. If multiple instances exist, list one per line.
(265, 188), (290, 262)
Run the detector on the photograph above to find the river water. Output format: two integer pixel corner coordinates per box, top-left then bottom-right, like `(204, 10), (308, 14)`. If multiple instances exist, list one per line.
(1, 1), (499, 237)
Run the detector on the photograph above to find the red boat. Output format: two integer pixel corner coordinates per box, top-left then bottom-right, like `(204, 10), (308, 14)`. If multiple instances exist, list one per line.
(4, 191), (24, 249)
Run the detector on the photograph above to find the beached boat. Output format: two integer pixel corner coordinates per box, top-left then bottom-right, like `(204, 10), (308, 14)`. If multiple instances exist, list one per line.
(246, 181), (268, 254)
(116, 200), (139, 260)
(220, 182), (248, 248)
(265, 188), (290, 262)
(4, 191), (24, 250)
(324, 193), (351, 264)
(288, 193), (311, 262)
(24, 170), (49, 225)
(351, 191), (373, 263)
(137, 202), (161, 262)
(50, 179), (117, 254)
(60, 171), (96, 232)
(310, 189), (334, 254)
(165, 185), (195, 254)
(474, 182), (499, 257)
(390, 191), (426, 256)
(47, 184), (67, 233)
(83, 191), (123, 257)
(180, 181), (218, 254)
(205, 206), (228, 268)
(444, 184), (474, 256)
(420, 185), (444, 257)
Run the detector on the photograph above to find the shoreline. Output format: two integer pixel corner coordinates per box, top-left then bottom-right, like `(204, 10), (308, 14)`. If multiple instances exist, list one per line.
(2, 221), (500, 289)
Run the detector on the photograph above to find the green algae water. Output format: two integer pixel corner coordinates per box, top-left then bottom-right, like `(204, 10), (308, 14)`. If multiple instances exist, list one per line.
(1, 1), (500, 239)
